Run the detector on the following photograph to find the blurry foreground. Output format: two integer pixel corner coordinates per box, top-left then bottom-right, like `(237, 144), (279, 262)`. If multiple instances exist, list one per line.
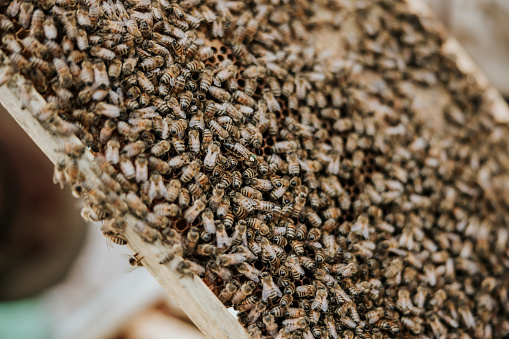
(0, 110), (204, 339)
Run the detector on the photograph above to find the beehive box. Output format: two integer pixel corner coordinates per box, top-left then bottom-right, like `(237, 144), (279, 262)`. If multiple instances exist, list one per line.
(0, 0), (508, 338)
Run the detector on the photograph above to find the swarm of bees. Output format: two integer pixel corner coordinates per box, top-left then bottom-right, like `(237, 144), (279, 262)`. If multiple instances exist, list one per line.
(1, 0), (509, 337)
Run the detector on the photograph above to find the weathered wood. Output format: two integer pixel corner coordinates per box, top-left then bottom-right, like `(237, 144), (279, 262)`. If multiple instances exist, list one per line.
(0, 58), (249, 339)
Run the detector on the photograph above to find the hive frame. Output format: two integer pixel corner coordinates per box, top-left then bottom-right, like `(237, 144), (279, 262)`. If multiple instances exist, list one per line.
(0, 1), (507, 339)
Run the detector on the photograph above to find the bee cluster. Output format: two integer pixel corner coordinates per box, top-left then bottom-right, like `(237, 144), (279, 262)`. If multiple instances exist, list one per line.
(0, 0), (509, 338)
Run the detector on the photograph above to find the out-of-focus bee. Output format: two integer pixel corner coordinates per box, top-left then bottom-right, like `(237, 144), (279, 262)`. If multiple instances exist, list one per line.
(187, 129), (200, 153)
(2, 34), (21, 54)
(263, 314), (278, 336)
(261, 273), (282, 301)
(132, 219), (158, 243)
(183, 198), (206, 223)
(232, 281), (256, 305)
(18, 1), (34, 29)
(219, 281), (239, 304)
(176, 258), (205, 278)
(0, 14), (14, 32)
(237, 262), (260, 283)
(105, 137), (120, 164)
(209, 85), (231, 102)
(52, 157), (68, 189)
(282, 317), (307, 333)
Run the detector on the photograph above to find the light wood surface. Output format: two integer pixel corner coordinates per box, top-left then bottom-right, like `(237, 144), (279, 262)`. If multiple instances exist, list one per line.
(1, 1), (508, 338)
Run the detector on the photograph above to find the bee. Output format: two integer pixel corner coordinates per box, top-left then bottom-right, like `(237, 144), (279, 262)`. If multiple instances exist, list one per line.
(197, 209), (215, 234)
(184, 198), (206, 223)
(134, 71), (154, 94)
(209, 85), (231, 102)
(89, 46), (116, 61)
(179, 90), (193, 110)
(310, 288), (328, 312)
(186, 60), (205, 72)
(176, 259), (205, 278)
(122, 52), (139, 75)
(133, 219), (159, 243)
(263, 314), (278, 336)
(138, 56), (164, 72)
(50, 58), (72, 87)
(219, 281), (239, 304)
(171, 40), (184, 62)
(209, 120), (230, 140)
(0, 14), (13, 32)
(177, 188), (189, 209)
(102, 230), (127, 246)
(149, 140), (170, 157)
(246, 300), (268, 324)
(261, 273), (282, 301)
(105, 138), (120, 164)
(232, 281), (256, 306)
(18, 1), (34, 29)
(223, 211), (235, 230)
(53, 158), (68, 189)
(282, 317), (307, 333)
(126, 191), (148, 217)
(213, 220), (231, 249)
(2, 34), (21, 54)
(184, 130), (200, 154)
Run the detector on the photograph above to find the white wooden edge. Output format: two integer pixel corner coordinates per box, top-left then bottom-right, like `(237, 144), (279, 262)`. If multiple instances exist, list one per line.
(0, 54), (249, 339)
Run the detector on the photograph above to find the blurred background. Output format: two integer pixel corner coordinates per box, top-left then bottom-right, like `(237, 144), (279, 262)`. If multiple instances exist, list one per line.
(1, 0), (509, 338)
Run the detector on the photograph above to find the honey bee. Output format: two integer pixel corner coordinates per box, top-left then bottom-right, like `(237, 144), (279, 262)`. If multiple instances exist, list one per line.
(219, 280), (239, 304)
(52, 157), (68, 189)
(176, 258), (205, 278)
(132, 218), (158, 243)
(18, 1), (33, 29)
(178, 90), (193, 110)
(105, 60), (123, 81)
(230, 281), (255, 306)
(213, 217), (232, 247)
(122, 52), (139, 75)
(209, 85), (231, 102)
(282, 317), (307, 333)
(105, 137), (120, 164)
(183, 198), (206, 223)
(185, 129), (200, 154)
(260, 273), (282, 301)
(102, 229), (127, 246)
(0, 13), (13, 32)
(2, 34), (21, 54)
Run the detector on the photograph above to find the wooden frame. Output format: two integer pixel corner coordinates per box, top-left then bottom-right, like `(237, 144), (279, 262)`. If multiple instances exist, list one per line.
(0, 1), (508, 338)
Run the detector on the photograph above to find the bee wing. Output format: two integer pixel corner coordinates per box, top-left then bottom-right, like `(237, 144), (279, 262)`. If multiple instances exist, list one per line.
(311, 297), (321, 311)
(327, 319), (338, 339)
(261, 281), (270, 301)
(303, 329), (314, 339)
(123, 264), (140, 274)
(272, 281), (282, 298)
(149, 180), (157, 200)
(321, 297), (329, 312)
(158, 180), (169, 199)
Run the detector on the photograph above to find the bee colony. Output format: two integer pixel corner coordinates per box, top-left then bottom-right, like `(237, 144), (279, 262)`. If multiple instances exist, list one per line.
(0, 0), (508, 338)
